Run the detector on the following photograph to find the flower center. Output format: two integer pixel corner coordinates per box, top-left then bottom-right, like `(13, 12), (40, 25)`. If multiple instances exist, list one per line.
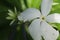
(42, 16), (45, 20)
(40, 15), (45, 21)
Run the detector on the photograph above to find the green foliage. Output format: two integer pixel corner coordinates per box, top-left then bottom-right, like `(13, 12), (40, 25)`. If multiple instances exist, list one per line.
(0, 0), (60, 40)
(26, 0), (41, 9)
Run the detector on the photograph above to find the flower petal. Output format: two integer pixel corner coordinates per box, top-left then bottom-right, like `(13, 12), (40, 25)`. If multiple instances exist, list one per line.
(41, 0), (53, 16)
(41, 21), (59, 40)
(18, 8), (41, 22)
(28, 19), (42, 40)
(46, 13), (60, 23)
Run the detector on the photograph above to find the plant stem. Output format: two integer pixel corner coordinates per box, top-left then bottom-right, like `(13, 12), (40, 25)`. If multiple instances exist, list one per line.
(21, 23), (28, 40)
(8, 20), (18, 40)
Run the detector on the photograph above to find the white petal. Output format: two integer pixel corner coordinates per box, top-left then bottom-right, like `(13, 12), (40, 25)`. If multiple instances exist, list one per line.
(41, 21), (59, 40)
(46, 13), (60, 23)
(41, 0), (53, 16)
(28, 19), (42, 40)
(18, 8), (41, 22)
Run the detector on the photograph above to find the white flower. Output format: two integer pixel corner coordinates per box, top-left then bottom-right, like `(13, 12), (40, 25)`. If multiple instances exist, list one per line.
(18, 0), (59, 40)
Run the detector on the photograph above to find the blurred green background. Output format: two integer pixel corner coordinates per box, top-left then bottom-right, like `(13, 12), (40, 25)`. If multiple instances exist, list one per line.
(0, 0), (60, 40)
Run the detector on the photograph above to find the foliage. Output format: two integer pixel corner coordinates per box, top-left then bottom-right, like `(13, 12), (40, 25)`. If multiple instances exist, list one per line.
(0, 0), (60, 40)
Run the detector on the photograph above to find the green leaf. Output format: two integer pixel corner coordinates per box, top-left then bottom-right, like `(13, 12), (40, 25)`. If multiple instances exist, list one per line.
(26, 0), (41, 9)
(20, 0), (26, 10)
(26, 0), (32, 8)
(6, 16), (14, 20)
(31, 0), (41, 9)
(49, 23), (60, 31)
